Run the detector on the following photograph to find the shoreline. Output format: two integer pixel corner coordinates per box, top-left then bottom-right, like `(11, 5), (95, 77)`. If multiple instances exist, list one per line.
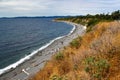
(0, 21), (86, 80)
(0, 21), (75, 76)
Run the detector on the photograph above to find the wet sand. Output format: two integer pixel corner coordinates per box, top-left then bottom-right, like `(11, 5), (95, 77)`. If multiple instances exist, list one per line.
(0, 21), (86, 80)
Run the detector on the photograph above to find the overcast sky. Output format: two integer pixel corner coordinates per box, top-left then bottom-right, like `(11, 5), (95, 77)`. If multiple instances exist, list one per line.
(0, 0), (120, 17)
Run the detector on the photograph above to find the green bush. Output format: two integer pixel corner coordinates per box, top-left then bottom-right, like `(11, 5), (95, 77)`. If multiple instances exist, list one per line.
(55, 52), (64, 60)
(86, 26), (93, 32)
(86, 19), (100, 32)
(70, 39), (79, 49)
(70, 37), (82, 49)
(87, 19), (99, 27)
(84, 56), (110, 80)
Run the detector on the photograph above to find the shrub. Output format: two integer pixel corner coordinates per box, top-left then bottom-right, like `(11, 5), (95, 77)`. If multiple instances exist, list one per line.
(70, 39), (79, 48)
(55, 52), (64, 60)
(86, 26), (93, 32)
(87, 19), (99, 27)
(70, 37), (82, 49)
(86, 19), (100, 32)
(84, 56), (110, 80)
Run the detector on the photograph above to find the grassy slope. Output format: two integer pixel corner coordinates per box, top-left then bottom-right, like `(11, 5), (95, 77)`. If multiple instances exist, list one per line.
(30, 10), (120, 80)
(30, 20), (120, 80)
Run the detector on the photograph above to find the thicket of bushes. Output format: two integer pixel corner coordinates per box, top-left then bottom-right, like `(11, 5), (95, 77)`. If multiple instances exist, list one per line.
(56, 10), (120, 32)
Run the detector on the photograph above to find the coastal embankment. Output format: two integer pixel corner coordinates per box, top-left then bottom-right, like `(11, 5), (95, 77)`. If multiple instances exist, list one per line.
(31, 21), (120, 80)
(0, 21), (86, 80)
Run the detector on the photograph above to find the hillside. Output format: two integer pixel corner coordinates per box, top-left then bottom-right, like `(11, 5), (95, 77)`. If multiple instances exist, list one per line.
(30, 11), (120, 80)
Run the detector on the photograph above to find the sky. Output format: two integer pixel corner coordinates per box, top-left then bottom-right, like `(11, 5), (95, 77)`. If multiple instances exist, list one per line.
(0, 0), (120, 17)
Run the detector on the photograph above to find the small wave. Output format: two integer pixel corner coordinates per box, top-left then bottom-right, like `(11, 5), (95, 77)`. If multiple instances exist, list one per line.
(68, 25), (76, 35)
(0, 22), (76, 75)
(0, 36), (65, 75)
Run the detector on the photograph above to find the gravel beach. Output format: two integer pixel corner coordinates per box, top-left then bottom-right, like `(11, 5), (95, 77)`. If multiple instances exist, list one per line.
(0, 21), (86, 80)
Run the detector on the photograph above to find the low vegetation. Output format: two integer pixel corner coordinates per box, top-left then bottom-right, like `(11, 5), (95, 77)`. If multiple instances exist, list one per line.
(84, 56), (110, 80)
(56, 10), (120, 32)
(70, 36), (82, 49)
(30, 10), (120, 80)
(55, 52), (64, 60)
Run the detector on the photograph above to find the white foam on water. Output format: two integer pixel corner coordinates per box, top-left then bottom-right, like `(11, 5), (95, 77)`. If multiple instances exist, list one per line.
(0, 36), (64, 75)
(68, 25), (76, 35)
(0, 22), (77, 75)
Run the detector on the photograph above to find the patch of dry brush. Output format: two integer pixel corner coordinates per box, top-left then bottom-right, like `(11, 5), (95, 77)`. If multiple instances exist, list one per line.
(30, 21), (120, 80)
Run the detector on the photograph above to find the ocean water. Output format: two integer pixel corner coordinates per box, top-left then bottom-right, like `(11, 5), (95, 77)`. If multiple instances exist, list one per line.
(0, 17), (73, 69)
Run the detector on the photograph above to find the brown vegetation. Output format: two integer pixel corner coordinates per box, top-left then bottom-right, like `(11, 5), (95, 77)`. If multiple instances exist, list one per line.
(30, 21), (120, 80)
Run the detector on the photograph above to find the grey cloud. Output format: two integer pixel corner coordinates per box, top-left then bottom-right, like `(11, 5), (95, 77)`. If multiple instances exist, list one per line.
(0, 0), (120, 17)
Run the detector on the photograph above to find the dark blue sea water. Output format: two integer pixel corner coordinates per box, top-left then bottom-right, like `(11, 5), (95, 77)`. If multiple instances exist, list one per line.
(0, 17), (73, 69)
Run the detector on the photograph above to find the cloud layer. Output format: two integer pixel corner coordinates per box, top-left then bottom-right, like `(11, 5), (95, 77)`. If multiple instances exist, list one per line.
(0, 0), (120, 17)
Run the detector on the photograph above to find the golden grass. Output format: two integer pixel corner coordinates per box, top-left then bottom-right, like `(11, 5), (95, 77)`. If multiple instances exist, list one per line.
(30, 21), (120, 80)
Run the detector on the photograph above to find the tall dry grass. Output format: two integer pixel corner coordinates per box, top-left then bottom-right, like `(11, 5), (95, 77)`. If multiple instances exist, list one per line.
(30, 21), (120, 80)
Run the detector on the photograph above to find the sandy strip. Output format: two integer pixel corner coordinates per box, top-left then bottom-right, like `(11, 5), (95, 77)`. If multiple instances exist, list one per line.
(0, 21), (86, 80)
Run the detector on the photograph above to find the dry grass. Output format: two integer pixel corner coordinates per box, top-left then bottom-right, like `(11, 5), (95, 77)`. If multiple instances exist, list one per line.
(30, 21), (120, 80)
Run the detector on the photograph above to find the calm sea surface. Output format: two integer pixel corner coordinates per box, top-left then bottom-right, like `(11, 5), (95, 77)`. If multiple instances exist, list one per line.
(0, 17), (73, 69)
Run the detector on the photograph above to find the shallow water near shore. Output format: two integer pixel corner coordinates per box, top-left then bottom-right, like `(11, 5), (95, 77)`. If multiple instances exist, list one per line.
(0, 17), (73, 74)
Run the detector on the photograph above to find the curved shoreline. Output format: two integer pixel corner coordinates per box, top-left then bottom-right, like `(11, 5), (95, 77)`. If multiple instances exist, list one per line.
(0, 21), (75, 76)
(0, 21), (86, 80)
(0, 36), (65, 75)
